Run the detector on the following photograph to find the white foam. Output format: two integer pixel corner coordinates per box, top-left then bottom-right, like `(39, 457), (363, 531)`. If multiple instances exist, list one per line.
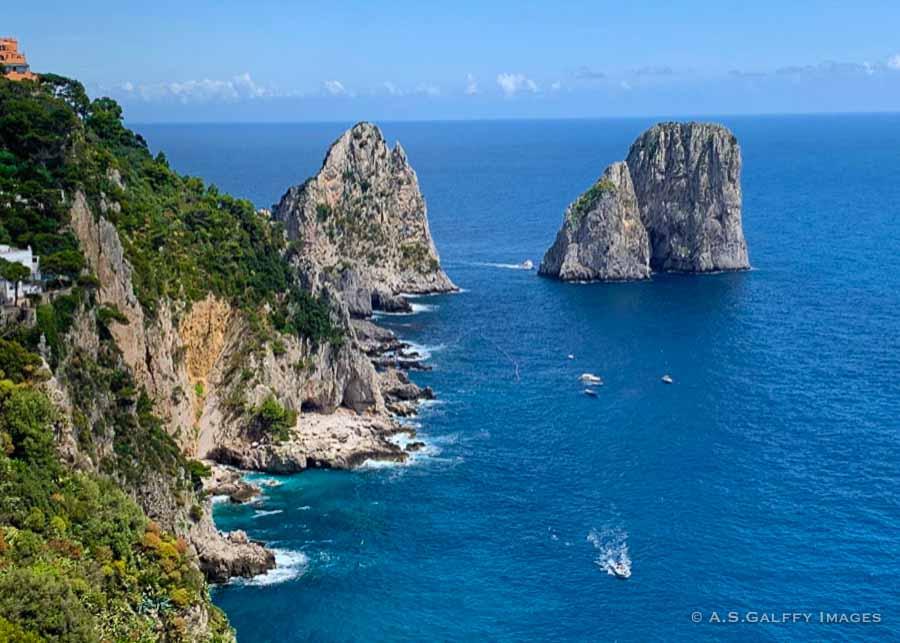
(358, 434), (443, 470)
(255, 477), (283, 488)
(479, 261), (535, 271)
(238, 549), (309, 586)
(588, 527), (631, 578)
(211, 495), (230, 505)
(374, 302), (437, 318)
(400, 341), (444, 361)
(253, 509), (283, 518)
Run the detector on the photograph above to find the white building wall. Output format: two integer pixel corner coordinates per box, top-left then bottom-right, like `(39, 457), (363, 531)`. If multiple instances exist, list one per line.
(0, 244), (42, 304)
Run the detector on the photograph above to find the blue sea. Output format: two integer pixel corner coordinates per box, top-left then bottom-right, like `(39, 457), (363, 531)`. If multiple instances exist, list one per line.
(138, 116), (900, 642)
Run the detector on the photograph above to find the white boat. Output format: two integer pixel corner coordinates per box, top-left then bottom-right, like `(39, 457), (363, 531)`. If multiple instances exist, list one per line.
(584, 388), (598, 397)
(520, 259), (534, 270)
(609, 561), (631, 579)
(580, 373), (603, 385)
(567, 354), (575, 360)
(661, 374), (673, 384)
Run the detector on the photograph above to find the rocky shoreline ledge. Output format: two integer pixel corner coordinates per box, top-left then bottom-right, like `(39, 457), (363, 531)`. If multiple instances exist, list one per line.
(202, 313), (439, 584)
(189, 122), (454, 584)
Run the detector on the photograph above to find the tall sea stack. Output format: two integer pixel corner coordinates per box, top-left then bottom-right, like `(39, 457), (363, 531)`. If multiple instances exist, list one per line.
(626, 122), (749, 272)
(273, 122), (456, 314)
(540, 121), (749, 281)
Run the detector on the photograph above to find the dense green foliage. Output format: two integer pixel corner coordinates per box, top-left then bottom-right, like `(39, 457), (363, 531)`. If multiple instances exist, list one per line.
(0, 370), (231, 641)
(0, 75), (341, 345)
(251, 395), (298, 443)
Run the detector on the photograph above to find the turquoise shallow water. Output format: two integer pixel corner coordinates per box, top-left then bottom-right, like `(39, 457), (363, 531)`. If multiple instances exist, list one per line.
(139, 117), (900, 641)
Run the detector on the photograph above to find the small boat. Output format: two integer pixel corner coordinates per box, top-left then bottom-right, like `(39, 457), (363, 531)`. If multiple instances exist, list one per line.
(520, 259), (534, 270)
(567, 354), (575, 360)
(661, 374), (673, 384)
(584, 388), (598, 397)
(580, 373), (603, 385)
(609, 561), (631, 579)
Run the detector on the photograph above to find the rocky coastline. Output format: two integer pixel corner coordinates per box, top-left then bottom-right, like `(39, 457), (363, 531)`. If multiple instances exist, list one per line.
(199, 308), (439, 585)
(190, 123), (452, 585)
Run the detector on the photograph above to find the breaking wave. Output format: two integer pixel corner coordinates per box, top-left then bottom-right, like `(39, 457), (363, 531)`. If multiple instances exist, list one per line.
(238, 549), (309, 586)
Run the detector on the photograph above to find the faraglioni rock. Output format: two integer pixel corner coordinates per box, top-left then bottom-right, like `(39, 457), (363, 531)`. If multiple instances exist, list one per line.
(538, 161), (650, 281)
(540, 121), (750, 281)
(626, 122), (749, 272)
(273, 122), (456, 313)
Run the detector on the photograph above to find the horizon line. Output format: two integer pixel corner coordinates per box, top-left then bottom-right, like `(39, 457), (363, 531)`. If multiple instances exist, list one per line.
(127, 109), (900, 127)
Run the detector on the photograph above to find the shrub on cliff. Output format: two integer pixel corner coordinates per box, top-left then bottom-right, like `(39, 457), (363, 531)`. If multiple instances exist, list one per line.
(251, 394), (297, 443)
(0, 373), (230, 641)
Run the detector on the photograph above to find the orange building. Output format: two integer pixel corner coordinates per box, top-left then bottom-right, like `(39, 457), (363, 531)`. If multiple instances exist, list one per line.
(1, 37), (38, 82)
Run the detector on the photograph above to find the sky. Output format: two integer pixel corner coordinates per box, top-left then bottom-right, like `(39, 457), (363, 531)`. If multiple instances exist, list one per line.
(6, 0), (900, 122)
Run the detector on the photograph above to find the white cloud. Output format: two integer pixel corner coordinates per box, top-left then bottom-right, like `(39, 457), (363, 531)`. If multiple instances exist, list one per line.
(496, 73), (539, 97)
(382, 81), (401, 96)
(232, 72), (267, 97)
(550, 81), (562, 91)
(114, 73), (276, 103)
(415, 83), (441, 96)
(464, 73), (479, 95)
(323, 80), (347, 96)
(620, 80), (632, 91)
(888, 54), (900, 70)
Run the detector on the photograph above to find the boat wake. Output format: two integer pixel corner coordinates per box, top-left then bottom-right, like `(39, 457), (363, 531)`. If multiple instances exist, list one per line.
(587, 527), (631, 579)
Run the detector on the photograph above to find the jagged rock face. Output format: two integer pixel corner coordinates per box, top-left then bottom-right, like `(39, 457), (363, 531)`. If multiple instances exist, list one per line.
(539, 162), (650, 281)
(69, 192), (196, 450)
(273, 122), (456, 309)
(626, 122), (749, 272)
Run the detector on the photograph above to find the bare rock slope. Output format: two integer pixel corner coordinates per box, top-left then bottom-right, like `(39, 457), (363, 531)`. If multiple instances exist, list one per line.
(538, 161), (650, 281)
(273, 122), (456, 314)
(626, 122), (749, 272)
(540, 121), (749, 281)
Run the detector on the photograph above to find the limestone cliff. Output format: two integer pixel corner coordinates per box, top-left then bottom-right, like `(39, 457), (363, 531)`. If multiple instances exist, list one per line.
(273, 122), (456, 314)
(538, 162), (650, 281)
(540, 121), (749, 281)
(626, 122), (749, 272)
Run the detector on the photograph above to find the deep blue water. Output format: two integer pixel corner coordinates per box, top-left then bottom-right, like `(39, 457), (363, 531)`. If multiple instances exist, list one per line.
(137, 117), (900, 642)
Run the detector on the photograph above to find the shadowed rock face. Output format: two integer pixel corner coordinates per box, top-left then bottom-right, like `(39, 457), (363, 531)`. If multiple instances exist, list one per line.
(538, 162), (650, 281)
(540, 121), (750, 282)
(626, 122), (749, 272)
(273, 122), (456, 311)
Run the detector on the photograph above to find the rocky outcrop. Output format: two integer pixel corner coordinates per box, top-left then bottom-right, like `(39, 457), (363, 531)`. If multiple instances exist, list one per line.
(62, 123), (449, 594)
(210, 410), (409, 472)
(540, 121), (749, 281)
(538, 162), (650, 281)
(192, 522), (276, 584)
(626, 122), (748, 272)
(273, 122), (456, 313)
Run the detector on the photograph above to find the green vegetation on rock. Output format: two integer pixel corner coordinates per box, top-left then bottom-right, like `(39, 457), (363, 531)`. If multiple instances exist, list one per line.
(0, 75), (341, 346)
(0, 362), (232, 641)
(566, 176), (617, 226)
